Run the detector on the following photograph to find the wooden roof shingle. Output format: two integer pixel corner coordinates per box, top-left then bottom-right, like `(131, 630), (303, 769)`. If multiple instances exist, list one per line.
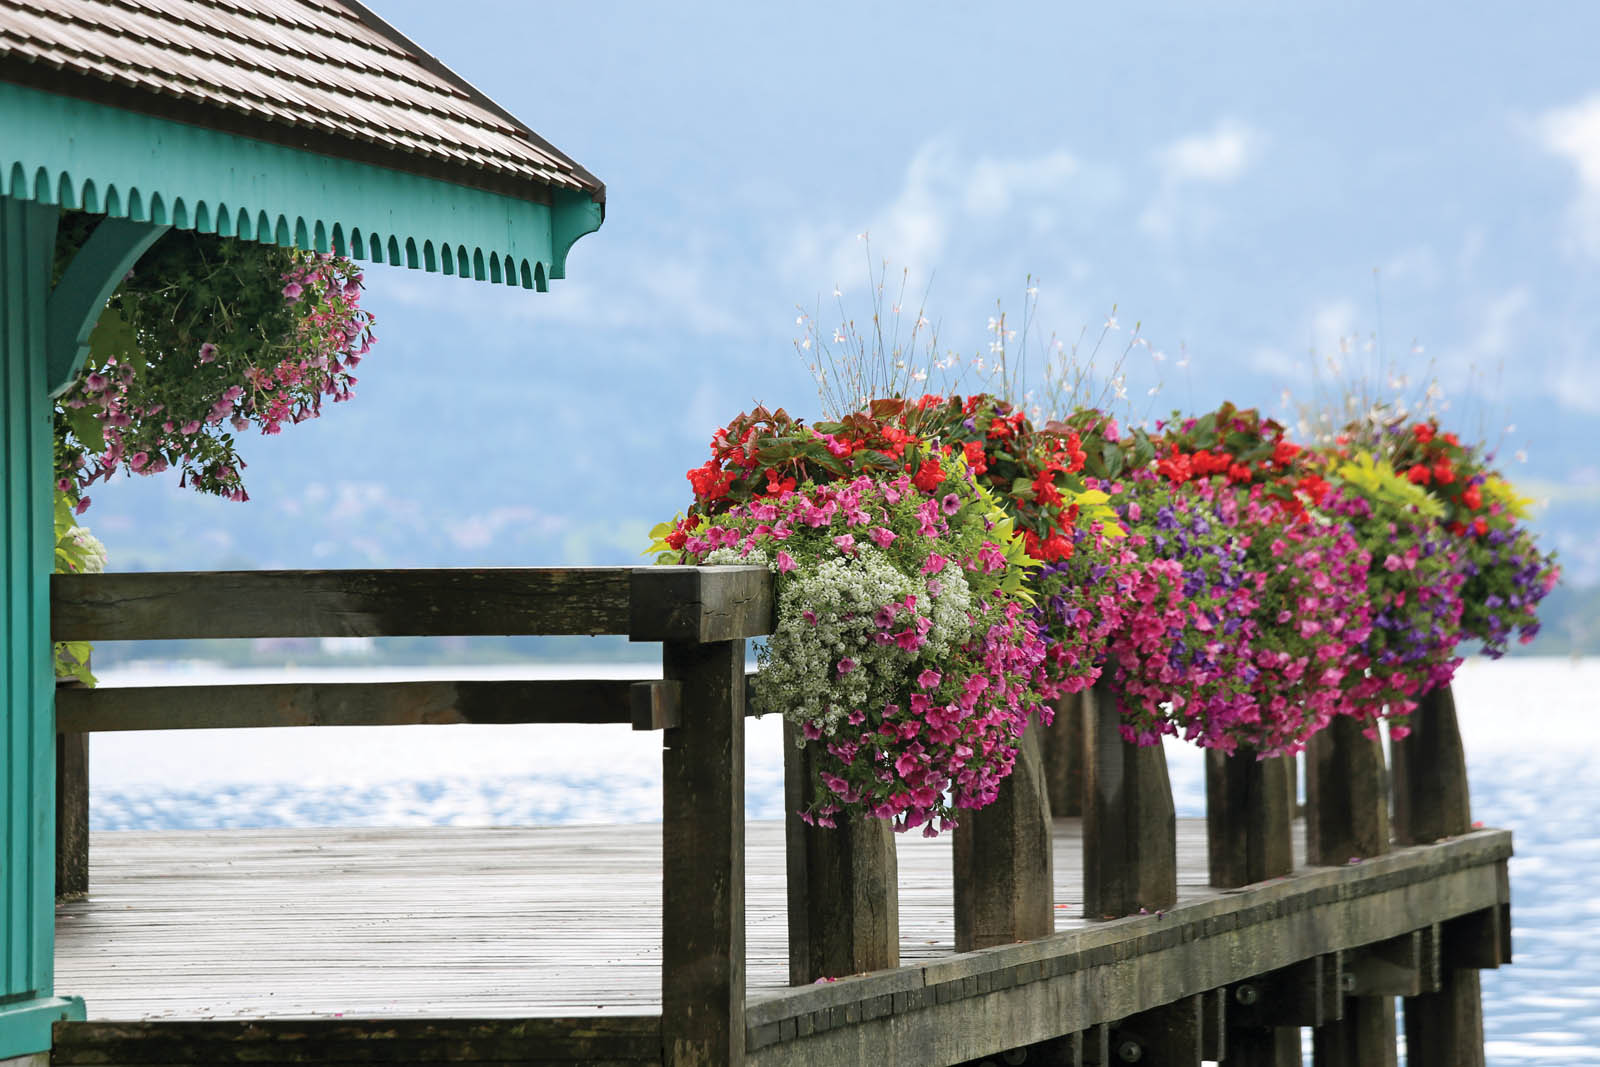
(0, 0), (604, 204)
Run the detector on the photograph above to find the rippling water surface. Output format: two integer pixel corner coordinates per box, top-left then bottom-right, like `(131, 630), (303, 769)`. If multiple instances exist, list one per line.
(86, 658), (1599, 1065)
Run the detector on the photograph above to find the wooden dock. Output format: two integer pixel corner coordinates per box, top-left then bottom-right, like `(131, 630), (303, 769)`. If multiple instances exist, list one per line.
(42, 566), (1513, 1066)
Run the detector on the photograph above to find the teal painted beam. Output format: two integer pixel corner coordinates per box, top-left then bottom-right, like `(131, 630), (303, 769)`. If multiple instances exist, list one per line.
(0, 197), (86, 1060)
(0, 81), (603, 291)
(0, 997), (84, 1062)
(45, 217), (170, 397)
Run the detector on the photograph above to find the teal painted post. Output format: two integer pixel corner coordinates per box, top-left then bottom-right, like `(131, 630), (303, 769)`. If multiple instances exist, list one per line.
(0, 196), (86, 1060)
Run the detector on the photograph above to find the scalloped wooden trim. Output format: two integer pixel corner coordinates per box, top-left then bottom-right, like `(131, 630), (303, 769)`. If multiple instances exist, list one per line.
(0, 82), (603, 291)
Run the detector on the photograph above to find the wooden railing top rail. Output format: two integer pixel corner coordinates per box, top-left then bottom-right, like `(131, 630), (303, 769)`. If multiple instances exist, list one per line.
(50, 565), (774, 644)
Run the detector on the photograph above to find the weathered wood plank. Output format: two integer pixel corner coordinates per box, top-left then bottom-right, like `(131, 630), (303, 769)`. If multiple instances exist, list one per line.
(661, 639), (747, 1067)
(782, 721), (898, 985)
(1306, 715), (1390, 866)
(1345, 930), (1433, 998)
(1228, 958), (1328, 1028)
(1081, 681), (1176, 919)
(1390, 684), (1471, 846)
(952, 726), (1053, 951)
(54, 679), (681, 733)
(1388, 683), (1485, 1065)
(1312, 995), (1397, 1067)
(50, 1017), (663, 1064)
(630, 567), (774, 643)
(54, 822), (1509, 1065)
(1223, 1023), (1300, 1067)
(53, 696), (88, 901)
(1205, 750), (1294, 888)
(1039, 690), (1085, 818)
(51, 569), (638, 641)
(1403, 970), (1487, 1067)
(1110, 994), (1203, 1066)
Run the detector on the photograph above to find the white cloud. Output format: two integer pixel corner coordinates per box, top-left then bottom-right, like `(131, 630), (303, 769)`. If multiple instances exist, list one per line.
(1140, 119), (1266, 239)
(444, 506), (565, 551)
(785, 139), (1104, 301)
(964, 150), (1079, 218)
(1537, 94), (1600, 256)
(1158, 119), (1264, 184)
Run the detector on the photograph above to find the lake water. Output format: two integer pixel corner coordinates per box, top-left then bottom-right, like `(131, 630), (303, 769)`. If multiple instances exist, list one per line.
(84, 657), (1599, 1065)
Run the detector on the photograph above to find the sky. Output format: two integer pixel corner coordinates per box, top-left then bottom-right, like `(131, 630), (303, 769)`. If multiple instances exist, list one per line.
(83, 2), (1600, 583)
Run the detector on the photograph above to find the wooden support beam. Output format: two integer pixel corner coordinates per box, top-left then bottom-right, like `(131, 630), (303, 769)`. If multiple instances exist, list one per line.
(1109, 995), (1203, 1066)
(1228, 958), (1330, 1029)
(52, 568), (639, 640)
(1387, 684), (1487, 1066)
(1201, 988), (1227, 1062)
(1039, 689), (1086, 818)
(631, 566), (775, 643)
(661, 638), (747, 1067)
(50, 1017), (664, 1064)
(1443, 903), (1511, 971)
(1312, 995), (1398, 1067)
(1403, 970), (1486, 1067)
(1223, 1022), (1301, 1067)
(782, 720), (899, 985)
(1206, 750), (1294, 887)
(1390, 684), (1471, 845)
(1306, 714), (1391, 865)
(953, 726), (1054, 951)
(1345, 929), (1438, 998)
(53, 730), (87, 902)
(1074, 1024), (1110, 1065)
(1082, 680), (1176, 919)
(54, 679), (682, 732)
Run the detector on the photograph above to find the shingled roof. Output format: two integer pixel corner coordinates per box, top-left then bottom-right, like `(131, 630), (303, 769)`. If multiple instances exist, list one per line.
(0, 0), (604, 204)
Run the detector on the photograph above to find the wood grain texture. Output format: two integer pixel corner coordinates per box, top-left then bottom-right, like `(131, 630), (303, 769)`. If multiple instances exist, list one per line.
(952, 726), (1053, 951)
(782, 722), (898, 985)
(50, 1016), (662, 1064)
(1388, 684), (1485, 1063)
(1081, 682), (1176, 919)
(1206, 750), (1294, 888)
(54, 680), (677, 733)
(1306, 715), (1391, 866)
(52, 823), (1509, 1066)
(1391, 684), (1472, 846)
(661, 639), (747, 1067)
(1039, 690), (1085, 818)
(51, 569), (637, 641)
(54, 728), (88, 902)
(629, 568), (774, 643)
(1312, 995), (1398, 1067)
(1110, 994), (1202, 1066)
(1403, 970), (1486, 1067)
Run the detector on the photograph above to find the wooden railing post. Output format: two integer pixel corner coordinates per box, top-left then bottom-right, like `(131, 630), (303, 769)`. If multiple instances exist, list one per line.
(1082, 679), (1177, 919)
(1390, 683), (1487, 1067)
(661, 637), (747, 1067)
(1205, 750), (1294, 888)
(1306, 713), (1397, 1065)
(1038, 689), (1085, 817)
(782, 721), (898, 983)
(54, 724), (88, 901)
(952, 724), (1053, 951)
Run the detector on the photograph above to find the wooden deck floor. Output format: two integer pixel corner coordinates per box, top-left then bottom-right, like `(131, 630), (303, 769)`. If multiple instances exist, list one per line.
(57, 819), (1241, 1022)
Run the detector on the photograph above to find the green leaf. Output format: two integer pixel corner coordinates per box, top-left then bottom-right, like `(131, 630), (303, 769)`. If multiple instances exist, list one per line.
(1101, 441), (1125, 479)
(85, 302), (136, 362)
(66, 404), (105, 452)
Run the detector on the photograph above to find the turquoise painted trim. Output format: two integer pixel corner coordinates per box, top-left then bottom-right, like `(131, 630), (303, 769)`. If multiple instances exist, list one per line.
(0, 997), (85, 1061)
(0, 81), (604, 290)
(0, 197), (63, 1057)
(45, 218), (170, 397)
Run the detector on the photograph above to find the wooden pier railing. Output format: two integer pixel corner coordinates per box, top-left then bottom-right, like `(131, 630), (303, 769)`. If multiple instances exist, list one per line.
(48, 567), (1510, 1067)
